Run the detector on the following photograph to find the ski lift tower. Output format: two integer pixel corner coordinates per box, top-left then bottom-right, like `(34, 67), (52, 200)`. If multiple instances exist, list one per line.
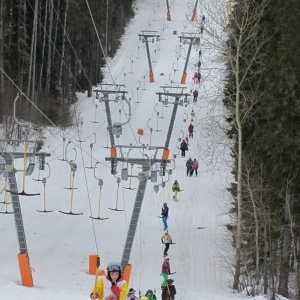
(179, 32), (199, 84)
(96, 86), (189, 270)
(0, 94), (51, 287)
(138, 31), (160, 83)
(0, 141), (50, 287)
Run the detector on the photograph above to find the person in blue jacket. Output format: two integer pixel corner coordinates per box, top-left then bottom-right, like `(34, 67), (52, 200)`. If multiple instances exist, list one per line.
(161, 203), (169, 230)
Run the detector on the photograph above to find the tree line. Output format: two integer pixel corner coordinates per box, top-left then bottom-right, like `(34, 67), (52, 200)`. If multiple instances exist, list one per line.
(0, 0), (134, 131)
(223, 0), (300, 298)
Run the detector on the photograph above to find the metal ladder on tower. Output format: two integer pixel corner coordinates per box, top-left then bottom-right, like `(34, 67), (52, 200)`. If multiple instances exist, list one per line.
(2, 153), (30, 257)
(121, 165), (149, 270)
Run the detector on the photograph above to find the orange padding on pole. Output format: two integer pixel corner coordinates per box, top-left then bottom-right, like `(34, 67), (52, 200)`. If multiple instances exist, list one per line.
(18, 254), (33, 287)
(167, 12), (171, 21)
(110, 147), (116, 157)
(191, 11), (196, 21)
(162, 149), (170, 159)
(89, 255), (99, 275)
(138, 128), (144, 135)
(181, 72), (187, 84)
(149, 71), (154, 83)
(123, 264), (132, 283)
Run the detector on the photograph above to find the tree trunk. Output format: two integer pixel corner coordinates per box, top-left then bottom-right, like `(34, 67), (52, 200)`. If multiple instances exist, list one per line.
(278, 189), (291, 297)
(38, 0), (49, 99)
(0, 0), (4, 122)
(58, 0), (69, 97)
(45, 0), (54, 94)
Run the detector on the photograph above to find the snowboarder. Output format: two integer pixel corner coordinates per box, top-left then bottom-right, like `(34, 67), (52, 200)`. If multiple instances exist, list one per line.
(161, 279), (176, 300)
(191, 158), (199, 176)
(126, 288), (138, 300)
(172, 180), (180, 200)
(180, 139), (188, 157)
(188, 123), (194, 138)
(90, 262), (128, 300)
(190, 110), (195, 122)
(193, 89), (198, 101)
(140, 289), (157, 300)
(161, 203), (169, 230)
(161, 257), (171, 289)
(186, 157), (193, 176)
(161, 231), (173, 256)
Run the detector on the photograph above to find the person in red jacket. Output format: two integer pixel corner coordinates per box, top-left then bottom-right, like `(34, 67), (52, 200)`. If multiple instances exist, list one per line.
(90, 262), (128, 300)
(188, 123), (194, 138)
(161, 257), (171, 289)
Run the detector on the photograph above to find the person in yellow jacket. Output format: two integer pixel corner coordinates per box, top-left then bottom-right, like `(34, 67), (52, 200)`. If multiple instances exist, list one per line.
(161, 231), (173, 256)
(172, 180), (180, 200)
(90, 262), (128, 300)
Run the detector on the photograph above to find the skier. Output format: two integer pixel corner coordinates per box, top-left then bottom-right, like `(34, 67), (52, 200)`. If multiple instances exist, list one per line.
(191, 158), (199, 176)
(161, 203), (169, 230)
(186, 157), (193, 176)
(180, 139), (188, 157)
(202, 14), (206, 23)
(90, 262), (128, 300)
(193, 72), (198, 84)
(193, 89), (198, 101)
(161, 257), (171, 289)
(126, 288), (138, 300)
(190, 110), (195, 122)
(161, 279), (176, 300)
(172, 180), (180, 200)
(200, 24), (204, 34)
(140, 289), (157, 300)
(161, 231), (173, 256)
(188, 123), (194, 139)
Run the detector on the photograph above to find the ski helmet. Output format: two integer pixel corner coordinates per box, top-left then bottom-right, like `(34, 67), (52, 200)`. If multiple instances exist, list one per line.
(107, 262), (122, 272)
(146, 289), (153, 296)
(167, 279), (174, 284)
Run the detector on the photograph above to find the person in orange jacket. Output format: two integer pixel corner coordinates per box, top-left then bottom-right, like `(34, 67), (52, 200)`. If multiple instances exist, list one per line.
(90, 262), (128, 300)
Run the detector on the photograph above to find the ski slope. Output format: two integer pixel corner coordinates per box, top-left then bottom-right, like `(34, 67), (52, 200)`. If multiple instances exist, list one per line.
(0, 0), (262, 300)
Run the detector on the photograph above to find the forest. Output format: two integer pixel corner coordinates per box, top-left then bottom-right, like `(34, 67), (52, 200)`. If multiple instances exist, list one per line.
(224, 0), (300, 298)
(0, 0), (134, 130)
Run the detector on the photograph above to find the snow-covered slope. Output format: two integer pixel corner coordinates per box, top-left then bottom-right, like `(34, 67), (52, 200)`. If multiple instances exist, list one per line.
(0, 1), (244, 300)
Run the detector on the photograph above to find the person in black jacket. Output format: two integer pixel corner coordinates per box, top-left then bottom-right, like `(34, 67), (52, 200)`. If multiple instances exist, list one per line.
(180, 139), (188, 158)
(186, 157), (193, 176)
(161, 279), (176, 300)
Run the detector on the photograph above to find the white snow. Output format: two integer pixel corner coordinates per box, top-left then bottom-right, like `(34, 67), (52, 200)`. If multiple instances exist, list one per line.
(0, 0), (265, 300)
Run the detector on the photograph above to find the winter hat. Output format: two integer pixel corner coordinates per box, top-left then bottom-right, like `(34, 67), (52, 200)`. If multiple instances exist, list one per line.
(165, 256), (169, 260)
(129, 288), (136, 294)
